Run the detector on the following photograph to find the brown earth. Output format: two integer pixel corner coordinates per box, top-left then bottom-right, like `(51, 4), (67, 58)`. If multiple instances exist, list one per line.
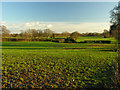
(88, 45), (108, 47)
(9, 44), (22, 45)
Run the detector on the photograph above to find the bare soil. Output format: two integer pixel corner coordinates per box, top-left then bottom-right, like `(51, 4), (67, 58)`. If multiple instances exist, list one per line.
(88, 45), (108, 47)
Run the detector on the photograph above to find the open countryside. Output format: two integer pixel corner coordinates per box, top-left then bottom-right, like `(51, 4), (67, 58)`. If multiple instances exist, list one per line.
(2, 36), (118, 88)
(1, 1), (120, 88)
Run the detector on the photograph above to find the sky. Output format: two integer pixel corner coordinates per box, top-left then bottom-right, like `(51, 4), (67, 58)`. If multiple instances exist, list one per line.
(1, 2), (118, 33)
(1, 0), (119, 2)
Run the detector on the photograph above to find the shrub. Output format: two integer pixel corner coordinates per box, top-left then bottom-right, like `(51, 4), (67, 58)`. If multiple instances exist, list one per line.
(64, 37), (76, 43)
(70, 32), (80, 40)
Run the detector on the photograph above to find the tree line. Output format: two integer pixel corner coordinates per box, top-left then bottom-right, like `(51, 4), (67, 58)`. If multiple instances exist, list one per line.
(107, 1), (120, 88)
(109, 1), (120, 43)
(1, 25), (111, 40)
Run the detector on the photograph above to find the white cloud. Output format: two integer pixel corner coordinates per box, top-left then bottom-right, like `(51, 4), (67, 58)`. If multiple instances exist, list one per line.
(0, 21), (8, 26)
(47, 24), (53, 28)
(36, 21), (40, 25)
(0, 21), (111, 33)
(50, 22), (110, 33)
(25, 23), (30, 26)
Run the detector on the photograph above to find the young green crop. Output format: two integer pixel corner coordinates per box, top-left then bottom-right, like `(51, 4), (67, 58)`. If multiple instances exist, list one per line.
(2, 41), (117, 88)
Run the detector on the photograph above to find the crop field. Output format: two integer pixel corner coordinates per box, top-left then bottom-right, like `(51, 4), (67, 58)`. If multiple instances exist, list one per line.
(2, 37), (118, 88)
(76, 37), (117, 43)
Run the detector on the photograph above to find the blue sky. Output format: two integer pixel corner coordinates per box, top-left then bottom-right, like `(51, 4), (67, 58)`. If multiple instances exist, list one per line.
(1, 2), (118, 33)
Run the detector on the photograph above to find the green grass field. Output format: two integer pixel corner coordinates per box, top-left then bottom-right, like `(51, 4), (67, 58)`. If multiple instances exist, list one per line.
(2, 37), (118, 88)
(76, 36), (117, 43)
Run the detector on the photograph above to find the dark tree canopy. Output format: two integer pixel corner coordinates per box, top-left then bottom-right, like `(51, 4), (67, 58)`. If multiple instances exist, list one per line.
(110, 1), (120, 42)
(110, 1), (120, 25)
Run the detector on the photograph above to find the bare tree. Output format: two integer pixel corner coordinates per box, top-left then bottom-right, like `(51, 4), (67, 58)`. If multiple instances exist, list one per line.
(37, 30), (43, 37)
(61, 32), (70, 37)
(103, 29), (110, 38)
(43, 29), (53, 38)
(1, 25), (10, 37)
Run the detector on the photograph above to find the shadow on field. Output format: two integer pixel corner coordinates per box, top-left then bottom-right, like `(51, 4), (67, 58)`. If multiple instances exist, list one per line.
(2, 47), (87, 50)
(1, 47), (116, 52)
(91, 66), (114, 88)
(99, 49), (117, 52)
(2, 48), (55, 50)
(100, 50), (115, 52)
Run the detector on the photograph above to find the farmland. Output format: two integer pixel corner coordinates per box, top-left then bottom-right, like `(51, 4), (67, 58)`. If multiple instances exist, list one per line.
(2, 37), (118, 88)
